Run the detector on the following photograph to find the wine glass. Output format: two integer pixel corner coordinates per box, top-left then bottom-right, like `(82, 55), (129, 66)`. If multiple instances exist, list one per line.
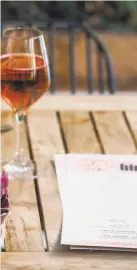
(1, 27), (50, 180)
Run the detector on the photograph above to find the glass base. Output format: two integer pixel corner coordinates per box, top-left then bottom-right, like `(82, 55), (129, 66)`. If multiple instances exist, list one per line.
(3, 151), (35, 180)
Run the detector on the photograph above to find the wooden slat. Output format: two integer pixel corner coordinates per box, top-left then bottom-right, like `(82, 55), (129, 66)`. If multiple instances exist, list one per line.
(2, 252), (137, 270)
(59, 111), (101, 153)
(1, 112), (44, 251)
(93, 112), (137, 154)
(2, 95), (137, 112)
(27, 111), (65, 251)
(125, 111), (137, 145)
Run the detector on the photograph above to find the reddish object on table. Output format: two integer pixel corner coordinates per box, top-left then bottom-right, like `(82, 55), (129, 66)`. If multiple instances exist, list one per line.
(0, 170), (10, 225)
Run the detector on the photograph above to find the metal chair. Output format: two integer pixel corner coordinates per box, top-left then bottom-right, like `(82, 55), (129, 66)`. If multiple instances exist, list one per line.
(1, 20), (116, 94)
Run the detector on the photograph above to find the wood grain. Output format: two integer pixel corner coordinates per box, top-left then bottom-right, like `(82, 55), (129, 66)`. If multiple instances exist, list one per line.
(1, 95), (137, 112)
(1, 112), (44, 251)
(125, 111), (137, 145)
(59, 111), (101, 153)
(27, 111), (65, 251)
(2, 252), (137, 270)
(93, 112), (137, 154)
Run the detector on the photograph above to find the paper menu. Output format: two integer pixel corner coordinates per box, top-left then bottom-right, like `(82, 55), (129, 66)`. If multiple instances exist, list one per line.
(66, 154), (137, 173)
(55, 154), (137, 249)
(62, 172), (137, 248)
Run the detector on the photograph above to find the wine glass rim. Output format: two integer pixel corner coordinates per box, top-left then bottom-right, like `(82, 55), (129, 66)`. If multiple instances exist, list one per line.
(3, 26), (43, 40)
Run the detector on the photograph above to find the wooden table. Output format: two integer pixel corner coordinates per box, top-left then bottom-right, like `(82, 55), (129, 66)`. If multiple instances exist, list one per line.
(1, 95), (137, 270)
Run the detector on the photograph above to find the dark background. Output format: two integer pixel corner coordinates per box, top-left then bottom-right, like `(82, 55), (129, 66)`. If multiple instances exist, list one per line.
(1, 1), (137, 32)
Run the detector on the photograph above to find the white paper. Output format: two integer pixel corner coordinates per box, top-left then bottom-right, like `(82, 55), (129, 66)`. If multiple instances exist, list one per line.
(55, 154), (137, 249)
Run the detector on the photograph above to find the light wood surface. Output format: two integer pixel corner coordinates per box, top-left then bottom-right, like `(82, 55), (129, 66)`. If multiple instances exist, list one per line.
(125, 111), (137, 144)
(1, 112), (43, 251)
(93, 112), (137, 154)
(60, 111), (101, 153)
(1, 96), (137, 269)
(27, 111), (65, 251)
(1, 95), (137, 111)
(2, 252), (137, 270)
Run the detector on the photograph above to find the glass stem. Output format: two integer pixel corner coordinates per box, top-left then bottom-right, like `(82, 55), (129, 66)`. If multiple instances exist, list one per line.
(15, 111), (26, 163)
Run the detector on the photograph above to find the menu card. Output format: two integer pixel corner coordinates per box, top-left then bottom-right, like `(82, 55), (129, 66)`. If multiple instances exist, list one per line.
(55, 154), (137, 251)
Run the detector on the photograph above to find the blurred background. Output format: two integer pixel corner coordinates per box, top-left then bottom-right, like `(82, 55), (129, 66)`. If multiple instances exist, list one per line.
(1, 1), (137, 93)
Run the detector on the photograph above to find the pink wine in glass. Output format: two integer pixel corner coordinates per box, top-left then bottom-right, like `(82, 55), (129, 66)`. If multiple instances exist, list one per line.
(1, 54), (50, 112)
